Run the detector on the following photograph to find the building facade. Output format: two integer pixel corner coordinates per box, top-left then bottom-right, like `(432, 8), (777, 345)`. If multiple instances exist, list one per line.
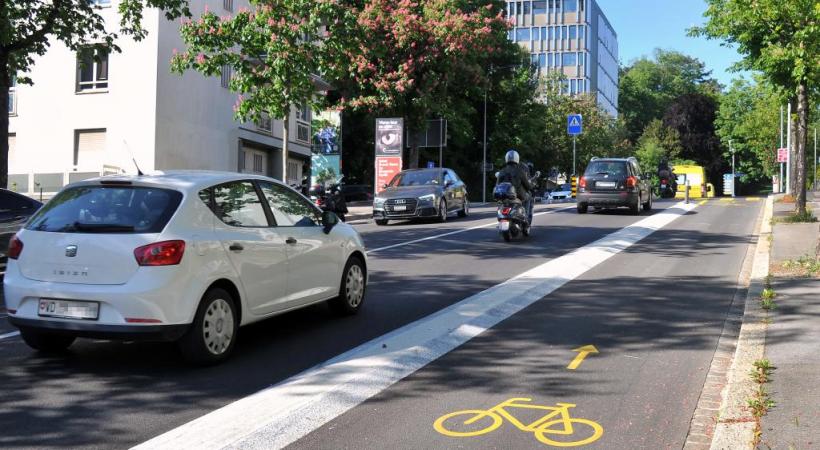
(506, 0), (619, 116)
(7, 0), (313, 196)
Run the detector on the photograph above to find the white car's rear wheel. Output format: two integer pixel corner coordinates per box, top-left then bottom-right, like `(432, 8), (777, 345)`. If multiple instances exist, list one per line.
(178, 288), (238, 365)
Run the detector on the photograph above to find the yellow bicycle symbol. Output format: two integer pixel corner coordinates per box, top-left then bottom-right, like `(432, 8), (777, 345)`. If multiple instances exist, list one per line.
(434, 397), (604, 447)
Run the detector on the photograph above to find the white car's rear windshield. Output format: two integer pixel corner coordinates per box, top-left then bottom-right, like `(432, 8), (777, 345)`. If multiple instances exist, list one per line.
(27, 185), (183, 233)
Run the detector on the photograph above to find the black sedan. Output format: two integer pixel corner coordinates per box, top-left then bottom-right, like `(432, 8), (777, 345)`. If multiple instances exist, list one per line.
(372, 168), (468, 226)
(1, 189), (42, 272)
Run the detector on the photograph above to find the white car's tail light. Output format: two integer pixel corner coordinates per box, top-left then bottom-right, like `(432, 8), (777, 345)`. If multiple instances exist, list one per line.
(8, 235), (23, 260)
(134, 240), (185, 266)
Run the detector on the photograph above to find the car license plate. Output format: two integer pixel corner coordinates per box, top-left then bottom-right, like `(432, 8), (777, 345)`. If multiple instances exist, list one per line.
(597, 181), (616, 189)
(499, 220), (510, 231)
(38, 299), (99, 320)
(393, 205), (407, 211)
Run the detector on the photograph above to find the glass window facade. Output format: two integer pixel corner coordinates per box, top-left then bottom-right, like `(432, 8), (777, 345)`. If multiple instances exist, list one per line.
(562, 52), (577, 66)
(516, 28), (531, 41)
(533, 1), (546, 14)
(563, 0), (578, 12)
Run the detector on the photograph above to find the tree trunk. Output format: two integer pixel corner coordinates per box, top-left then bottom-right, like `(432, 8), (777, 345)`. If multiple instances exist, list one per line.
(789, 98), (797, 197)
(794, 83), (808, 215)
(0, 51), (9, 190)
(282, 111), (290, 183)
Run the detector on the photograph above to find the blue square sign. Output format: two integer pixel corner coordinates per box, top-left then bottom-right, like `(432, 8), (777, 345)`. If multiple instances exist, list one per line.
(568, 114), (583, 135)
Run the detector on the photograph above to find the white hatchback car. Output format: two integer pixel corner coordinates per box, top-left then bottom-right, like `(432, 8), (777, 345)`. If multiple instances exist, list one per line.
(4, 171), (368, 364)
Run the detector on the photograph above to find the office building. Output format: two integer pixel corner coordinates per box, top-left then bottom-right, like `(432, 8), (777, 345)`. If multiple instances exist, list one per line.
(506, 0), (619, 116)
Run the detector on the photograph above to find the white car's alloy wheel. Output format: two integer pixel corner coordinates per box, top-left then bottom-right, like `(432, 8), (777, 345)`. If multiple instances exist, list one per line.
(345, 264), (365, 308)
(203, 298), (235, 356)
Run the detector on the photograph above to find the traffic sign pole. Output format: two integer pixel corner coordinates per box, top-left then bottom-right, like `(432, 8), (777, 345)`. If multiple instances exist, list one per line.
(567, 114), (582, 176)
(573, 135), (577, 176)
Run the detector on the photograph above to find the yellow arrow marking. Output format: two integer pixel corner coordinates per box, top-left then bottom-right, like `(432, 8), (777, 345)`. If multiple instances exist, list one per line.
(698, 200), (708, 206)
(567, 345), (599, 370)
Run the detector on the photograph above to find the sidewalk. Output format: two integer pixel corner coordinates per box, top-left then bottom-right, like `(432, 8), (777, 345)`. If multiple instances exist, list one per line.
(760, 192), (820, 449)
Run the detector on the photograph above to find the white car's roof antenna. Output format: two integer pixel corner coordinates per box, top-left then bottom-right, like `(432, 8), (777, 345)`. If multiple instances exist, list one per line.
(123, 139), (144, 176)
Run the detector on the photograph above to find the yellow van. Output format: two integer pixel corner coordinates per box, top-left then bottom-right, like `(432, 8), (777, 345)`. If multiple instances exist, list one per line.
(674, 165), (714, 199)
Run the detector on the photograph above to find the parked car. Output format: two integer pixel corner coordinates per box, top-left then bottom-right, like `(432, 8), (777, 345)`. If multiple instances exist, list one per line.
(1, 189), (42, 272)
(548, 183), (573, 203)
(372, 168), (468, 226)
(341, 184), (373, 203)
(4, 171), (368, 364)
(576, 157), (652, 215)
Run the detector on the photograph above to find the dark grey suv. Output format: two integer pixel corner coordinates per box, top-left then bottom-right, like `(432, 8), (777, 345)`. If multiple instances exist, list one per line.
(576, 157), (652, 215)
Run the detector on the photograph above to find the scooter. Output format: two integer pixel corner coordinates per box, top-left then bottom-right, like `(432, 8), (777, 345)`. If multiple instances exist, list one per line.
(494, 171), (540, 242)
(658, 169), (677, 198)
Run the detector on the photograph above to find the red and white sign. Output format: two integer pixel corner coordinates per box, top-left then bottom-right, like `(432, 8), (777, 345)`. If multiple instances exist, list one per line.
(375, 157), (402, 190)
(777, 148), (788, 163)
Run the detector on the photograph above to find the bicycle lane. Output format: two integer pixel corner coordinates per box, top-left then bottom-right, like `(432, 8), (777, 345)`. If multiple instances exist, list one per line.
(281, 199), (762, 449)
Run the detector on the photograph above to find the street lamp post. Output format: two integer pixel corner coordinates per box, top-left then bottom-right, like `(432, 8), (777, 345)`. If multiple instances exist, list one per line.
(730, 139), (735, 198)
(481, 64), (519, 204)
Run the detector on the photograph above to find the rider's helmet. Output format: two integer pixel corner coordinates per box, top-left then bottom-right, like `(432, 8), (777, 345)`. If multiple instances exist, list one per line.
(505, 149), (520, 164)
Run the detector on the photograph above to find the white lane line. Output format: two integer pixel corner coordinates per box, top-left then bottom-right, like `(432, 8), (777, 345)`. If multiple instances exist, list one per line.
(0, 331), (20, 341)
(135, 201), (695, 450)
(366, 205), (575, 254)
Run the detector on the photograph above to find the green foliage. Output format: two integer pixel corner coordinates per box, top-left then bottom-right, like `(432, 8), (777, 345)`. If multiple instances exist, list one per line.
(634, 120), (682, 175)
(750, 359), (775, 384)
(715, 76), (783, 182)
(619, 49), (720, 143)
(779, 209), (818, 223)
(171, 1), (349, 123)
(782, 254), (820, 276)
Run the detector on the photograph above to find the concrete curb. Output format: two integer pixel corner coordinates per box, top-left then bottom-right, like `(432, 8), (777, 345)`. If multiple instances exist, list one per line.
(709, 195), (774, 449)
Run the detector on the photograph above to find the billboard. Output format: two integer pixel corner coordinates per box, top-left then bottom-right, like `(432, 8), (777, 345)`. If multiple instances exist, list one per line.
(375, 118), (404, 157)
(375, 118), (404, 190)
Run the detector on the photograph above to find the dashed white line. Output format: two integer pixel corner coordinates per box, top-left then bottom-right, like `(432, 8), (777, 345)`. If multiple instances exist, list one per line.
(366, 205), (575, 254)
(0, 331), (20, 341)
(135, 201), (696, 450)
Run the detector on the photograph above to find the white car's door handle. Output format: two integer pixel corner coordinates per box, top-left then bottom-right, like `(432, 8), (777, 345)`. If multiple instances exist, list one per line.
(286, 237), (298, 245)
(229, 243), (244, 252)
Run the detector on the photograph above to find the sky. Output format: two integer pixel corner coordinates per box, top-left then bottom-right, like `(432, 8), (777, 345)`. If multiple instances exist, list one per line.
(596, 0), (749, 87)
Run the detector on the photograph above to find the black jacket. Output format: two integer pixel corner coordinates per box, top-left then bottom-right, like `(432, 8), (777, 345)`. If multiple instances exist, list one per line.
(498, 162), (533, 199)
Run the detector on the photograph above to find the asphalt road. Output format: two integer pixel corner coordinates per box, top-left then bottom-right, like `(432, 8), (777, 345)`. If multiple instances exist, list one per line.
(0, 198), (763, 449)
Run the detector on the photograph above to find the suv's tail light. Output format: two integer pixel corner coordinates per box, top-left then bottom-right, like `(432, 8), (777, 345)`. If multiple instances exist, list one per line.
(579, 177), (587, 189)
(134, 240), (185, 266)
(8, 235), (23, 260)
(626, 176), (637, 189)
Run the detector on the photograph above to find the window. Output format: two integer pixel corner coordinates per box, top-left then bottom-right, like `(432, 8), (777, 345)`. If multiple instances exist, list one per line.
(522, 1), (530, 14)
(8, 75), (15, 115)
(515, 28), (531, 41)
(563, 0), (578, 12)
(548, 0), (557, 13)
(259, 182), (319, 227)
(570, 79), (577, 95)
(549, 27), (555, 40)
(256, 113), (272, 133)
(76, 47), (109, 91)
(296, 103), (311, 122)
(212, 181), (269, 227)
(223, 0), (233, 11)
(532, 27), (540, 41)
(253, 154), (264, 173)
(548, 53), (554, 67)
(533, 1), (546, 14)
(539, 53), (547, 68)
(541, 27), (547, 41)
(579, 25), (586, 39)
(73, 129), (106, 167)
(569, 25), (577, 40)
(220, 65), (231, 89)
(562, 52), (577, 66)
(297, 123), (310, 142)
(27, 186), (182, 234)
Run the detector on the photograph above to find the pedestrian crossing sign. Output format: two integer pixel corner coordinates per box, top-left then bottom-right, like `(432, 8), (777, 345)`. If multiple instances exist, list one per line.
(568, 114), (583, 135)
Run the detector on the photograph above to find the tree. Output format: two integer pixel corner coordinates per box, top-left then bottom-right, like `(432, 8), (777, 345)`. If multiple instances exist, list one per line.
(692, 0), (820, 214)
(619, 49), (720, 143)
(634, 119), (682, 177)
(714, 77), (781, 184)
(333, 0), (511, 168)
(1, 0), (190, 189)
(171, 1), (351, 181)
(662, 93), (724, 183)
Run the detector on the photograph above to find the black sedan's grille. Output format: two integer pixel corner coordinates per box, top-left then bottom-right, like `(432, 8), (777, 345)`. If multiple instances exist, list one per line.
(385, 198), (418, 214)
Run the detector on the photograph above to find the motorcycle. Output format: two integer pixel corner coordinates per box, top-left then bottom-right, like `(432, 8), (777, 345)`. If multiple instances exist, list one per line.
(494, 171), (540, 242)
(309, 176), (348, 222)
(658, 168), (676, 198)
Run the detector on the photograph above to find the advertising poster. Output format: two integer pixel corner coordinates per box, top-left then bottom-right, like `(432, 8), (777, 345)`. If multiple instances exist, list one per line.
(375, 157), (403, 189)
(311, 111), (342, 186)
(375, 118), (404, 189)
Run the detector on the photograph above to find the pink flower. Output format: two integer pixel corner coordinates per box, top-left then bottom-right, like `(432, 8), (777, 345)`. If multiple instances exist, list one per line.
(196, 53), (206, 64)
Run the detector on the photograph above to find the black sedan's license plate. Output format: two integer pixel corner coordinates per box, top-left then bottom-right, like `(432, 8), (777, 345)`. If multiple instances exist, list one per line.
(596, 181), (616, 189)
(38, 299), (99, 320)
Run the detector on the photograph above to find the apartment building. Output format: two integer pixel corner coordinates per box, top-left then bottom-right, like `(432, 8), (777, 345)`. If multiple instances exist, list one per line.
(506, 0), (619, 116)
(7, 0), (315, 196)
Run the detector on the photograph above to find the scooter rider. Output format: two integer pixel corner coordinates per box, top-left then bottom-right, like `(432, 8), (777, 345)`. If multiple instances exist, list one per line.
(497, 149), (533, 224)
